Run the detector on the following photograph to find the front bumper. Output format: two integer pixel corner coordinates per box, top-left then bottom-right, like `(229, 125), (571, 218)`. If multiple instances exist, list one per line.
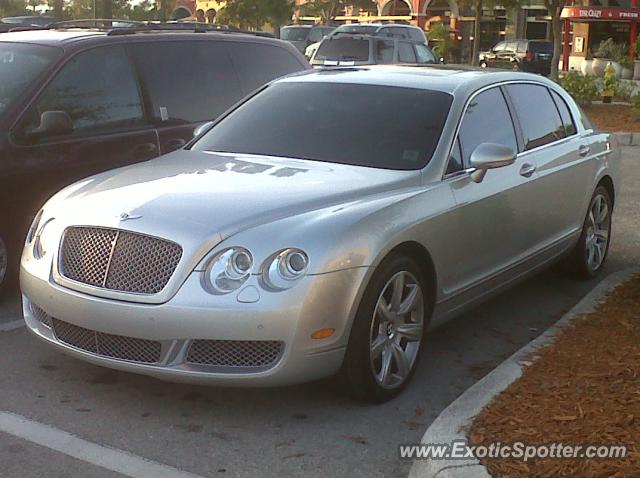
(21, 263), (370, 387)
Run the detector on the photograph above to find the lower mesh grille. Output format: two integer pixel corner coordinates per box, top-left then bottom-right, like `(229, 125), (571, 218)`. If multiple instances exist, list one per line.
(29, 302), (52, 328)
(51, 319), (162, 364)
(186, 339), (283, 368)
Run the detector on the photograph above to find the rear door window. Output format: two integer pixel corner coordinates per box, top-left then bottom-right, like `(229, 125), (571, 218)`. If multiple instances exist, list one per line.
(415, 44), (437, 64)
(458, 87), (518, 164)
(34, 45), (144, 134)
(375, 39), (394, 63)
(229, 42), (305, 93)
(131, 40), (242, 124)
(398, 42), (417, 63)
(505, 83), (566, 150)
(550, 90), (577, 136)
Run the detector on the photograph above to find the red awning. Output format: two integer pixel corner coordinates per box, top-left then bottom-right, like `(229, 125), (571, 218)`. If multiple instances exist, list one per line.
(561, 6), (640, 21)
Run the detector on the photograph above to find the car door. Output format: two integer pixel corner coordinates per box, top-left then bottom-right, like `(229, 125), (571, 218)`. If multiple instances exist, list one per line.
(130, 40), (244, 155)
(503, 83), (596, 248)
(443, 86), (542, 299)
(8, 44), (159, 214)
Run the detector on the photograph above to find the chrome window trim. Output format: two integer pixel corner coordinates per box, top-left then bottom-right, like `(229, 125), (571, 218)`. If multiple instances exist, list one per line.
(441, 79), (584, 181)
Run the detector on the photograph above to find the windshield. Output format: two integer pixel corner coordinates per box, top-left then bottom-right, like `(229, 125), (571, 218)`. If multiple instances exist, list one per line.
(192, 82), (452, 170)
(314, 38), (370, 63)
(0, 42), (61, 117)
(280, 27), (310, 41)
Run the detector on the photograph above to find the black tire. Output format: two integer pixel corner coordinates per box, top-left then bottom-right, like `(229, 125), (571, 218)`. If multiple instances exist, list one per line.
(564, 186), (613, 279)
(340, 254), (432, 403)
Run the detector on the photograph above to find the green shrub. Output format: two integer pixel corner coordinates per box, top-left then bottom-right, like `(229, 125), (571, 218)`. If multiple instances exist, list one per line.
(632, 94), (640, 113)
(595, 38), (616, 58)
(603, 63), (619, 96)
(558, 71), (599, 106)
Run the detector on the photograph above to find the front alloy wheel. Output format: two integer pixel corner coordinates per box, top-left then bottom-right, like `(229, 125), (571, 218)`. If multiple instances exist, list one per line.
(341, 255), (429, 402)
(370, 272), (424, 389)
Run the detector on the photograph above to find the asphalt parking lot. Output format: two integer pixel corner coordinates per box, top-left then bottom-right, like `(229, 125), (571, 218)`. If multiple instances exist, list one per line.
(0, 147), (638, 478)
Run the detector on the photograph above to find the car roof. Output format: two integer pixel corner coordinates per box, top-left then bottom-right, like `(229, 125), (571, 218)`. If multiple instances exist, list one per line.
(277, 65), (558, 96)
(0, 28), (285, 48)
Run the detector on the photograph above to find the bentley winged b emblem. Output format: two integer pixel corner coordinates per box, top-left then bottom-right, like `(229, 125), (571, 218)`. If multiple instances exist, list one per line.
(118, 212), (142, 221)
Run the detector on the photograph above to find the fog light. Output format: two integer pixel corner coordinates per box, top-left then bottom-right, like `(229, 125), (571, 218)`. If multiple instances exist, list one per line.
(311, 328), (335, 340)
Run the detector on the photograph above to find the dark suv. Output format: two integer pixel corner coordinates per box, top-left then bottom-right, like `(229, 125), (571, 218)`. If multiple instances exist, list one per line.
(479, 39), (553, 75)
(0, 27), (309, 292)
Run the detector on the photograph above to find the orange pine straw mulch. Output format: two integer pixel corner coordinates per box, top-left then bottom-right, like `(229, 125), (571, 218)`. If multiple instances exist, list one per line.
(469, 275), (640, 477)
(583, 104), (640, 133)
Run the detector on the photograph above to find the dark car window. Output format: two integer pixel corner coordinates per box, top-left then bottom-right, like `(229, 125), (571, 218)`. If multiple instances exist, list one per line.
(280, 27), (309, 42)
(35, 45), (144, 134)
(550, 90), (577, 136)
(229, 42), (305, 93)
(308, 27), (330, 43)
(458, 87), (518, 163)
(332, 24), (378, 35)
(132, 41), (242, 124)
(375, 39), (394, 63)
(528, 41), (553, 54)
(315, 38), (370, 63)
(415, 44), (437, 64)
(506, 84), (565, 150)
(0, 42), (61, 118)
(193, 82), (453, 171)
(398, 42), (417, 63)
(379, 26), (409, 39)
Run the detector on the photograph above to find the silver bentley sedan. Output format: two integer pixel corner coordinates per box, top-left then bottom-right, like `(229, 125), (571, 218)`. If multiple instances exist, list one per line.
(21, 66), (620, 402)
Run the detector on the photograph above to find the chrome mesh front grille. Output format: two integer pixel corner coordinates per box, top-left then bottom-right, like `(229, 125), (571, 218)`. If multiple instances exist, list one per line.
(51, 318), (162, 364)
(59, 227), (182, 294)
(186, 339), (283, 368)
(29, 302), (52, 327)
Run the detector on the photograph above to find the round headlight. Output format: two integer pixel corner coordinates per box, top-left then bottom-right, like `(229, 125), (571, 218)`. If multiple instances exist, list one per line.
(33, 218), (55, 260)
(204, 247), (253, 294)
(264, 249), (309, 290)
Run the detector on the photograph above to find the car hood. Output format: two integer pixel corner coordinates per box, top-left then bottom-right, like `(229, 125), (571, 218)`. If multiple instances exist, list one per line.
(49, 150), (421, 243)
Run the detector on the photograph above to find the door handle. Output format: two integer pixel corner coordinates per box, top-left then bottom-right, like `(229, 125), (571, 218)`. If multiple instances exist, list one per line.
(579, 145), (591, 157)
(520, 163), (536, 178)
(165, 138), (187, 150)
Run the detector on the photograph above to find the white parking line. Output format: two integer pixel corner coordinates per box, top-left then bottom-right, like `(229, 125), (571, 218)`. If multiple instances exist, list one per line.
(0, 411), (206, 478)
(0, 320), (24, 333)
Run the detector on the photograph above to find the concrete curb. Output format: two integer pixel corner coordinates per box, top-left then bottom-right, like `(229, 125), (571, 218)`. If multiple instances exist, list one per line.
(409, 267), (640, 478)
(613, 132), (640, 147)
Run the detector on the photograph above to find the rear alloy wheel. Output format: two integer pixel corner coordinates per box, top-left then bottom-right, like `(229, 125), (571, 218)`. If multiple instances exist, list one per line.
(566, 186), (612, 278)
(341, 255), (429, 402)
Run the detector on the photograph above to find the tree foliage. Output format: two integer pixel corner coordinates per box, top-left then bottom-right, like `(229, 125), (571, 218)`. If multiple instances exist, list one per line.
(217, 0), (294, 30)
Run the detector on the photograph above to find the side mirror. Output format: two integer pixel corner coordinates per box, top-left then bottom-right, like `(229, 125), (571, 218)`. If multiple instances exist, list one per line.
(27, 111), (73, 139)
(468, 143), (516, 183)
(193, 121), (214, 138)
(439, 56), (445, 64)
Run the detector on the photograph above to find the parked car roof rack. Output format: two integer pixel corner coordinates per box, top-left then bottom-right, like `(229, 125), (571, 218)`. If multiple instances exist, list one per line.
(49, 19), (145, 29)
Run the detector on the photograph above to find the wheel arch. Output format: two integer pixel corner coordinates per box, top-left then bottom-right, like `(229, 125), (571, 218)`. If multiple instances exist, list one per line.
(597, 175), (615, 208)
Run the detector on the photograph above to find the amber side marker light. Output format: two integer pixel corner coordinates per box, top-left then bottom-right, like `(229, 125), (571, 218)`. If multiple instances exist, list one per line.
(311, 328), (335, 339)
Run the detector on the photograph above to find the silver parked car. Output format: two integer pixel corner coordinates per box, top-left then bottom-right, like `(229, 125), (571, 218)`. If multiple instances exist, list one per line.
(21, 67), (620, 402)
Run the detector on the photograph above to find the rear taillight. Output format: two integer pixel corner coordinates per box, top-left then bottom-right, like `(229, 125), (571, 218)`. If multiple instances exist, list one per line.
(526, 51), (533, 61)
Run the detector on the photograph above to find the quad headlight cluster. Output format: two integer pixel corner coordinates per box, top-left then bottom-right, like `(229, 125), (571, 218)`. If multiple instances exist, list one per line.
(26, 210), (56, 260)
(203, 247), (309, 294)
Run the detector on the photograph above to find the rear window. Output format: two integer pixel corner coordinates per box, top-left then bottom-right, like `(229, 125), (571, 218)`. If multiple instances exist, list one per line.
(528, 42), (552, 53)
(192, 82), (453, 170)
(333, 24), (378, 35)
(315, 39), (370, 63)
(280, 27), (309, 41)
